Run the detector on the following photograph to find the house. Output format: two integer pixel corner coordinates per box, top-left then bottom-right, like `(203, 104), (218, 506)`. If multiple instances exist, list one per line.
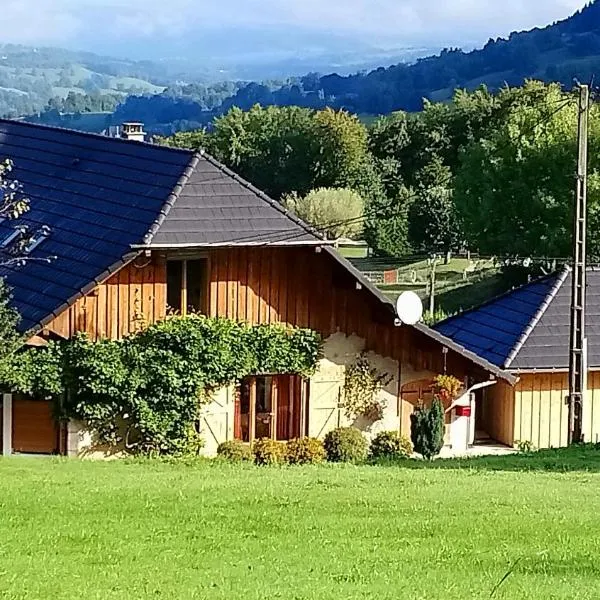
(0, 119), (512, 457)
(436, 267), (600, 448)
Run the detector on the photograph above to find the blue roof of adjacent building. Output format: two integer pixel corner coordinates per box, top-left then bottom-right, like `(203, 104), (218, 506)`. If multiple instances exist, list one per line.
(435, 267), (600, 371)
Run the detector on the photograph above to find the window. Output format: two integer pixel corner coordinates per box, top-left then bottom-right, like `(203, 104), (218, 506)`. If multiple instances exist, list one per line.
(166, 261), (182, 314)
(166, 258), (208, 315)
(236, 375), (305, 443)
(186, 259), (207, 313)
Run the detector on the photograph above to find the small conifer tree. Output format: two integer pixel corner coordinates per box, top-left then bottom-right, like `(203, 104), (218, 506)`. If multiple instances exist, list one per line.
(410, 397), (445, 460)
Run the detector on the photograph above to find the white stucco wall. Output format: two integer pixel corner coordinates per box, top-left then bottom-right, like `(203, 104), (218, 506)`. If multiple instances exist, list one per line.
(309, 332), (400, 441)
(68, 333), (415, 458)
(66, 420), (126, 459)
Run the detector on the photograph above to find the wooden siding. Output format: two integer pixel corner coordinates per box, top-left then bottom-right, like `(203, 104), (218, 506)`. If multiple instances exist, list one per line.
(483, 380), (515, 446)
(44, 247), (486, 386)
(46, 255), (167, 340)
(585, 372), (600, 444)
(514, 374), (569, 448)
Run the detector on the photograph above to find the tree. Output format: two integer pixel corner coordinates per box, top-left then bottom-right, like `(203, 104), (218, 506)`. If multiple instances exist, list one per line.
(0, 278), (21, 369)
(202, 105), (382, 202)
(0, 159), (27, 374)
(454, 81), (600, 257)
(283, 188), (365, 240)
(362, 186), (412, 257)
(156, 129), (209, 151)
(410, 398), (445, 460)
(408, 159), (462, 254)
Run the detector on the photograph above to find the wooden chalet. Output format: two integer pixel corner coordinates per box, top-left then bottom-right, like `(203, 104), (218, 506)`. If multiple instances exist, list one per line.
(0, 119), (511, 456)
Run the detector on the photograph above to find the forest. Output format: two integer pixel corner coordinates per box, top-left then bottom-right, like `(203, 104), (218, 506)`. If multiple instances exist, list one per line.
(160, 81), (599, 262)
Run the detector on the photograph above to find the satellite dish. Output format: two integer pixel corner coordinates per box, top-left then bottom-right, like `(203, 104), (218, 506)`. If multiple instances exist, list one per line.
(395, 291), (424, 325)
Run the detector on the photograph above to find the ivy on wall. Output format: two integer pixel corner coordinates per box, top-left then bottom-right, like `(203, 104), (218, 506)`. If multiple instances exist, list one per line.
(5, 315), (323, 455)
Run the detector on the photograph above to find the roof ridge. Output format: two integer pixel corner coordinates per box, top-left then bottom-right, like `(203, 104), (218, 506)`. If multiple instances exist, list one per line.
(198, 149), (323, 241)
(435, 270), (563, 329)
(0, 118), (193, 157)
(503, 265), (571, 369)
(142, 152), (201, 245)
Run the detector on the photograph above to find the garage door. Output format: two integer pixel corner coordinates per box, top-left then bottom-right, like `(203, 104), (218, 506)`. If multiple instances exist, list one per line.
(12, 398), (59, 454)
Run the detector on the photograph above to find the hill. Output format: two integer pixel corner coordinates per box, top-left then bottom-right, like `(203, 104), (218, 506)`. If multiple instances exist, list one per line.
(87, 1), (600, 134)
(214, 1), (600, 115)
(0, 44), (169, 117)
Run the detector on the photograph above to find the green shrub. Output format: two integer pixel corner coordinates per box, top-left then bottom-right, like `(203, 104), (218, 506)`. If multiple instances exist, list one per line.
(286, 437), (326, 465)
(323, 427), (367, 463)
(252, 438), (286, 466)
(370, 431), (413, 460)
(410, 398), (445, 460)
(217, 440), (252, 462)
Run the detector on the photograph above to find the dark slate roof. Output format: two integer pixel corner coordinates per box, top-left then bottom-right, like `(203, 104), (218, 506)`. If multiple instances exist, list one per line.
(146, 152), (319, 247)
(0, 119), (194, 332)
(435, 267), (600, 371)
(0, 119), (316, 332)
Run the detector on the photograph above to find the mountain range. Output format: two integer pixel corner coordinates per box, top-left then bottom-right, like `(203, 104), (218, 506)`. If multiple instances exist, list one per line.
(5, 1), (600, 133)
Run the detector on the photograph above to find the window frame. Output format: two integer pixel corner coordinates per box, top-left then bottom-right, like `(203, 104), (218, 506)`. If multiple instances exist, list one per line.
(166, 253), (210, 316)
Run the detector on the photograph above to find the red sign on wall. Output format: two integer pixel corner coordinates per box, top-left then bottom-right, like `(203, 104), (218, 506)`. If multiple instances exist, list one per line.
(455, 406), (472, 418)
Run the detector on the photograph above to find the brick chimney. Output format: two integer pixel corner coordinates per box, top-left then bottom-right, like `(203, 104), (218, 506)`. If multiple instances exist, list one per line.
(121, 122), (146, 142)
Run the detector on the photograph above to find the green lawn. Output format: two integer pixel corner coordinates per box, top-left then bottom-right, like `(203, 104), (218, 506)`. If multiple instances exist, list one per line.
(2, 450), (600, 599)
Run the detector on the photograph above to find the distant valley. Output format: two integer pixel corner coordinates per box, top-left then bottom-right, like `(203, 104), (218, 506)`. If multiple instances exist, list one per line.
(3, 1), (600, 136)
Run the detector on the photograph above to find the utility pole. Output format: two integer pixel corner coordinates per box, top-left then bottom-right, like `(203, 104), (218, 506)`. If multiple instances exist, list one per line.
(568, 84), (589, 445)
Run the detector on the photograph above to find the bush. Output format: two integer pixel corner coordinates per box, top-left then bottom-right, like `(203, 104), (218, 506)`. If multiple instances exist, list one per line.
(217, 440), (252, 462)
(252, 438), (286, 466)
(370, 431), (413, 460)
(286, 437), (326, 465)
(323, 427), (368, 463)
(410, 398), (445, 460)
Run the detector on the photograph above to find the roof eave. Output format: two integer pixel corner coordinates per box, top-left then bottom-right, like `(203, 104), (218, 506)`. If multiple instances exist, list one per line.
(132, 240), (330, 249)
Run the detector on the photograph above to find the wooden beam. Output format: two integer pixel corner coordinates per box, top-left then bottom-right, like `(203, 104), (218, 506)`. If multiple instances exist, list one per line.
(271, 377), (278, 440)
(181, 259), (188, 315)
(300, 378), (307, 437)
(249, 378), (256, 443)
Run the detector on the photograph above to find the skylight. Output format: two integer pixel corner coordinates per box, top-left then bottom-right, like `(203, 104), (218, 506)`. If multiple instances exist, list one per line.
(0, 225), (26, 249)
(24, 225), (51, 255)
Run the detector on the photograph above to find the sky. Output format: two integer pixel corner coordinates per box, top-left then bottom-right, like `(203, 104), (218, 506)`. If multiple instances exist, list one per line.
(0, 0), (588, 56)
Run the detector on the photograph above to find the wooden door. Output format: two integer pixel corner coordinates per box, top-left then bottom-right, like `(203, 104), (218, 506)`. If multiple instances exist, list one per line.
(276, 375), (302, 441)
(12, 398), (58, 454)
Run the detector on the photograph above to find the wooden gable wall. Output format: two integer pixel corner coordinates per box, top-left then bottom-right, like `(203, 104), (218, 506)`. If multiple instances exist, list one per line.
(47, 255), (167, 340)
(43, 247), (481, 378)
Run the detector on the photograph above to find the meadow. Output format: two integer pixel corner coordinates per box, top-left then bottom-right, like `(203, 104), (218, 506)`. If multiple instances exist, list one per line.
(1, 448), (600, 599)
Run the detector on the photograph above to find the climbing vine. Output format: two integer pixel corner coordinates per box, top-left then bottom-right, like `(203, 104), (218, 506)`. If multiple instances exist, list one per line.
(342, 352), (393, 422)
(4, 315), (322, 456)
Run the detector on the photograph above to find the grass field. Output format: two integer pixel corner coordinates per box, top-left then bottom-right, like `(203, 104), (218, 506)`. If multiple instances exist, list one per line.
(2, 449), (600, 599)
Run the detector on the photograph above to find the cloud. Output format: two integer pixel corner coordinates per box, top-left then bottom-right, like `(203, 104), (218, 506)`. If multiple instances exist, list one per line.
(0, 0), (587, 48)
